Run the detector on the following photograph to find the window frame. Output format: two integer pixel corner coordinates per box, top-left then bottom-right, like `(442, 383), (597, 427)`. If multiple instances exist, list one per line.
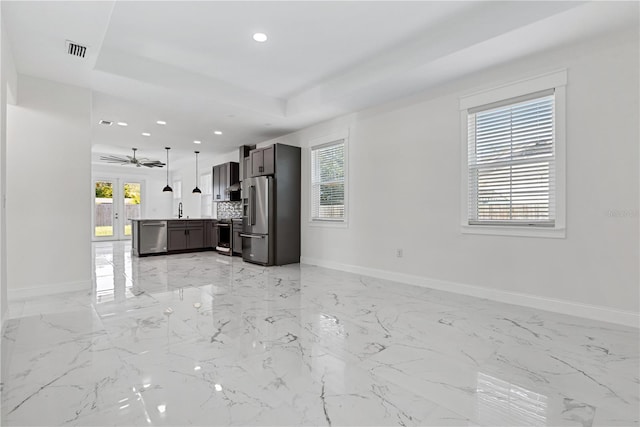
(200, 172), (213, 217)
(308, 130), (349, 227)
(460, 70), (566, 238)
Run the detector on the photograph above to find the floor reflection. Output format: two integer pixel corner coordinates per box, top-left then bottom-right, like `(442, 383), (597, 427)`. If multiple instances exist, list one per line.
(477, 372), (547, 426)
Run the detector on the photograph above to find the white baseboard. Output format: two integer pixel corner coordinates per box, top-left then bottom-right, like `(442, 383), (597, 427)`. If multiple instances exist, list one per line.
(8, 280), (90, 300)
(300, 256), (640, 329)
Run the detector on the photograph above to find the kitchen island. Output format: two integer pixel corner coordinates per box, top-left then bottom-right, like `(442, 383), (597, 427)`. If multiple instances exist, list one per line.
(131, 218), (242, 256)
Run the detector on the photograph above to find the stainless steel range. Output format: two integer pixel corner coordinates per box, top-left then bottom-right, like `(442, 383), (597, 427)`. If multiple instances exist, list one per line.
(214, 219), (232, 255)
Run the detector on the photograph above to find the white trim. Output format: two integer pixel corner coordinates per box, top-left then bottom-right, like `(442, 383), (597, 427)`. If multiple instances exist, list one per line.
(300, 256), (639, 329)
(460, 71), (567, 238)
(459, 69), (567, 111)
(461, 225), (566, 238)
(553, 85), (567, 233)
(8, 280), (90, 300)
(308, 220), (348, 228)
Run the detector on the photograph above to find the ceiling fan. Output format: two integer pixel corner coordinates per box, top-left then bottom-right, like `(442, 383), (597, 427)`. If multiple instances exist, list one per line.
(100, 148), (165, 168)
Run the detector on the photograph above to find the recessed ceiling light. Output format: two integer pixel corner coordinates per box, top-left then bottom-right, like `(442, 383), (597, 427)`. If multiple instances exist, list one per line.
(117, 122), (128, 127)
(156, 120), (167, 125)
(142, 132), (151, 137)
(253, 33), (267, 43)
(194, 140), (201, 144)
(214, 131), (222, 135)
(99, 120), (113, 126)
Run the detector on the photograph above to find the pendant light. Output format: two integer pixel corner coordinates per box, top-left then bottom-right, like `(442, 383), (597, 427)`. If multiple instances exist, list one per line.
(162, 147), (173, 192)
(192, 150), (201, 194)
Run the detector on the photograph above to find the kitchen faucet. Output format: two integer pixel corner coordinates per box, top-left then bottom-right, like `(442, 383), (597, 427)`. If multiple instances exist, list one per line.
(178, 202), (183, 219)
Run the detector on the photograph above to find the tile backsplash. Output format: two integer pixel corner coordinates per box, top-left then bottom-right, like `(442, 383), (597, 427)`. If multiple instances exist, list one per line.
(216, 201), (242, 219)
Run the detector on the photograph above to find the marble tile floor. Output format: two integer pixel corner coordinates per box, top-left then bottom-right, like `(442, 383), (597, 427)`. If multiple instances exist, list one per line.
(1, 241), (638, 426)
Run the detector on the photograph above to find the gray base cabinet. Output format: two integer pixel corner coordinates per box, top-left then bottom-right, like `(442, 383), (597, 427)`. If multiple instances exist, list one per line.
(167, 220), (205, 251)
(168, 228), (188, 251)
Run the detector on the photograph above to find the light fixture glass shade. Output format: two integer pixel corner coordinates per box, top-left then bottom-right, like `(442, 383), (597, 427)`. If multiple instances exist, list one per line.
(163, 147), (173, 192)
(192, 150), (201, 194)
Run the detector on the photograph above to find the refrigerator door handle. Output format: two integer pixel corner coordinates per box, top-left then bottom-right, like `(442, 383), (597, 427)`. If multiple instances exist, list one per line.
(249, 185), (256, 226)
(240, 234), (264, 239)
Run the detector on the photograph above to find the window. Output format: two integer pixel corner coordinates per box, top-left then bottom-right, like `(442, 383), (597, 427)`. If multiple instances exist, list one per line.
(172, 179), (182, 215)
(200, 173), (213, 217)
(460, 71), (566, 237)
(469, 91), (554, 225)
(311, 137), (347, 222)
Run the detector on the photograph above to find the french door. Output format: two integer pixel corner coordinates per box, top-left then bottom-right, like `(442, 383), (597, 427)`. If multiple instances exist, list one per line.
(93, 178), (143, 241)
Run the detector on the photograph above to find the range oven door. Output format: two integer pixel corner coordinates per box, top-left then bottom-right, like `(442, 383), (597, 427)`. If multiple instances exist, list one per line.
(241, 233), (270, 265)
(215, 222), (232, 255)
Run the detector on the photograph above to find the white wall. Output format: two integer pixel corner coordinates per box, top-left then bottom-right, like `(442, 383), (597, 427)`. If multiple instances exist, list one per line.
(91, 163), (172, 222)
(0, 7), (17, 321)
(7, 76), (91, 293)
(171, 149), (240, 219)
(257, 29), (640, 321)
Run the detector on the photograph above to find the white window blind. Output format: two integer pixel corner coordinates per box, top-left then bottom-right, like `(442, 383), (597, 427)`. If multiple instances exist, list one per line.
(200, 173), (212, 217)
(172, 179), (182, 215)
(311, 140), (345, 221)
(172, 180), (182, 200)
(468, 90), (555, 226)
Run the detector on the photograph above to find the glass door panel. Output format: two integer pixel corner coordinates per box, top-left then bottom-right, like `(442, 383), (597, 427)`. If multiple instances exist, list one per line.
(93, 178), (145, 241)
(122, 182), (141, 237)
(94, 180), (115, 239)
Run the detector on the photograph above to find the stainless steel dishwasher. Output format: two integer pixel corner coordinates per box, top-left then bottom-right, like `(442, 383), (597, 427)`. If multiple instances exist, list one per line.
(133, 220), (167, 255)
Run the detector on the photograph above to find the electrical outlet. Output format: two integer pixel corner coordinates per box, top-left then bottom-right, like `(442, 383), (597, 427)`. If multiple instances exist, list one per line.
(396, 248), (403, 258)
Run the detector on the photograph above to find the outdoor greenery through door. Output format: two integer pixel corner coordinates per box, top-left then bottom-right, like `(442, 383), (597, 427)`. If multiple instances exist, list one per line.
(94, 181), (141, 238)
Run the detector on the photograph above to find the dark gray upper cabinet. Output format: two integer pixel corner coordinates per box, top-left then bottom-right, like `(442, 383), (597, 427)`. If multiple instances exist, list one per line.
(212, 162), (240, 201)
(249, 145), (275, 177)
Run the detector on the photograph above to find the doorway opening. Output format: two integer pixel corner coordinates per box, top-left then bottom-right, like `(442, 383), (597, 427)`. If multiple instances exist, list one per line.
(93, 179), (143, 240)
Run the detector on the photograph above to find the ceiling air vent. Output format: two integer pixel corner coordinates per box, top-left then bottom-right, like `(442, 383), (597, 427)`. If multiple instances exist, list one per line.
(99, 120), (113, 126)
(66, 40), (87, 58)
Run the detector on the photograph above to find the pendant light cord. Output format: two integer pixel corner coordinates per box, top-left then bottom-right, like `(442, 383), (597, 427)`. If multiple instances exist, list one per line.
(192, 151), (201, 194)
(163, 147), (173, 192)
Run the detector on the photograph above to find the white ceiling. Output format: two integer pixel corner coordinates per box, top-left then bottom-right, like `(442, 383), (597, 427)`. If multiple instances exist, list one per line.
(2, 1), (638, 162)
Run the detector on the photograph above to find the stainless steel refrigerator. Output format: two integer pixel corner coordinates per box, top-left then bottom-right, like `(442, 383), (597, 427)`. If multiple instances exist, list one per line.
(241, 176), (274, 265)
(240, 143), (301, 266)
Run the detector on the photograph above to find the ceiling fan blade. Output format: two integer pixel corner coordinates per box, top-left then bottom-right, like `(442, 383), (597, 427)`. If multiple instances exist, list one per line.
(101, 152), (164, 167)
(141, 161), (165, 168)
(100, 155), (129, 162)
(104, 155), (126, 160)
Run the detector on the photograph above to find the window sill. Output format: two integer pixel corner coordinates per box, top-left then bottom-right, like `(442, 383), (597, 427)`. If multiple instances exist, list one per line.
(461, 224), (565, 239)
(309, 219), (349, 229)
